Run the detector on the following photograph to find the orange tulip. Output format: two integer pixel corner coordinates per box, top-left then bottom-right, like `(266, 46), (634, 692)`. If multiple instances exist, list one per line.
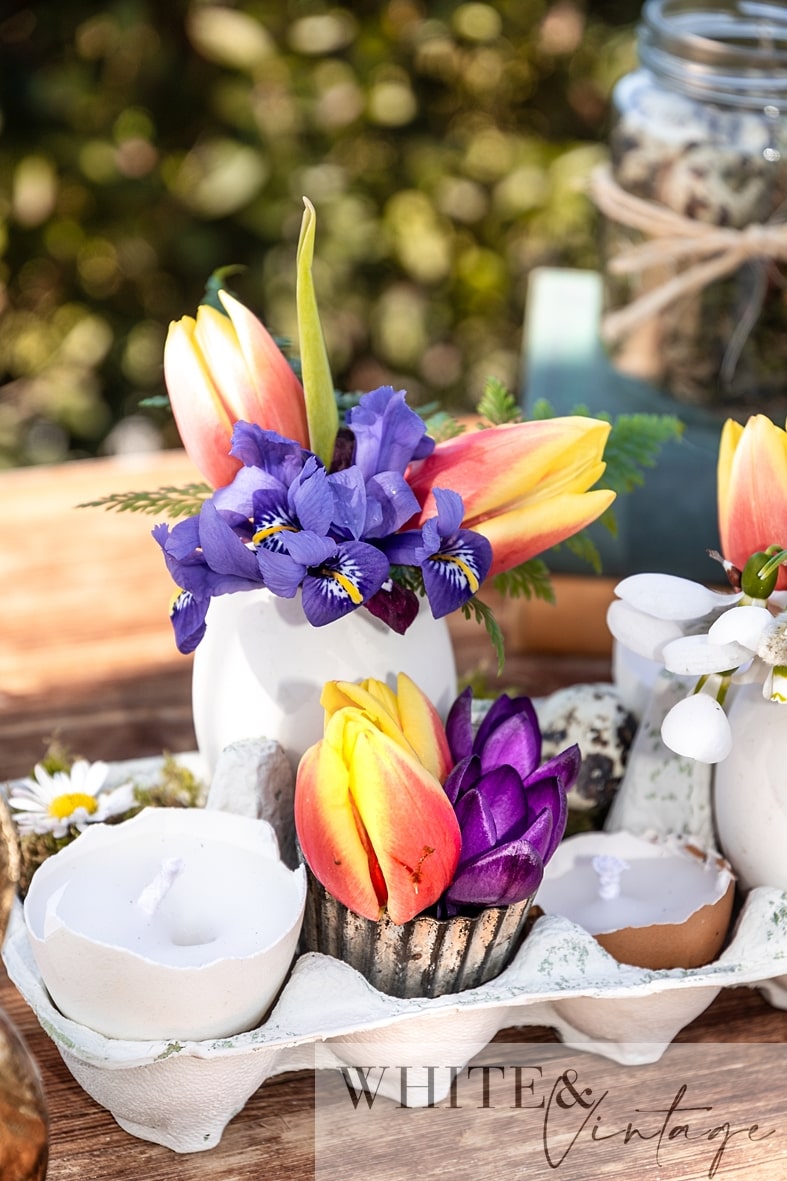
(163, 289), (309, 488)
(718, 415), (787, 590)
(295, 707), (461, 923)
(320, 673), (452, 783)
(405, 417), (616, 577)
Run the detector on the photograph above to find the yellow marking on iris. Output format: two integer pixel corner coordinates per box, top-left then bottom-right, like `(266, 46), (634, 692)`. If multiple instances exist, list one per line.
(432, 553), (479, 594)
(253, 523), (298, 544)
(169, 588), (188, 615)
(327, 569), (364, 604)
(49, 793), (98, 820)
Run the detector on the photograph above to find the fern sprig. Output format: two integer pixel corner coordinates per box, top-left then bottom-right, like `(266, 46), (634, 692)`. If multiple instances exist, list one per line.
(476, 376), (523, 426)
(460, 597), (505, 674)
(492, 558), (555, 604)
(79, 483), (211, 518)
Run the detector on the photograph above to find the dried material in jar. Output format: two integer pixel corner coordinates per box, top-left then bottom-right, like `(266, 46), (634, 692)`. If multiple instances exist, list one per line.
(600, 10), (787, 413)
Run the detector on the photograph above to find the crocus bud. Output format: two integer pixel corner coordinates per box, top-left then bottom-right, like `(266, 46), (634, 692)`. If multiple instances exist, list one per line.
(295, 707), (461, 924)
(439, 688), (578, 916)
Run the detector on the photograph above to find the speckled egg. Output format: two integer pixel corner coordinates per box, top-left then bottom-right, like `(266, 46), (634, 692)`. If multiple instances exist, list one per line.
(536, 683), (637, 829)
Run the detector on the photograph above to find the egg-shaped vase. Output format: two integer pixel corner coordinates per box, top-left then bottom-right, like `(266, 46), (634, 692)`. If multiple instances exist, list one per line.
(713, 683), (787, 892)
(192, 589), (458, 773)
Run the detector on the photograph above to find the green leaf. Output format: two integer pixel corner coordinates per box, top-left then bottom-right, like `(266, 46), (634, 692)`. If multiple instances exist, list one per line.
(599, 412), (683, 496)
(423, 410), (465, 443)
(138, 395), (171, 409)
(492, 558), (555, 604)
(563, 530), (603, 572)
(460, 597), (506, 674)
(78, 483), (211, 518)
(202, 265), (245, 314)
(476, 376), (523, 425)
(296, 198), (339, 466)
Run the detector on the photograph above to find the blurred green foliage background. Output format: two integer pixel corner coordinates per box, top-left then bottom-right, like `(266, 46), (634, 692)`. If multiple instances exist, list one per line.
(0, 0), (641, 468)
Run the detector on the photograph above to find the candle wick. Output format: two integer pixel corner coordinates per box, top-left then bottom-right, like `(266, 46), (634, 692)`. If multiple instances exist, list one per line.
(137, 857), (186, 919)
(592, 854), (630, 901)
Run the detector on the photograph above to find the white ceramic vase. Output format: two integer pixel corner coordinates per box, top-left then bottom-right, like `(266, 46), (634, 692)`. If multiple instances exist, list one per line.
(192, 589), (458, 773)
(713, 683), (787, 892)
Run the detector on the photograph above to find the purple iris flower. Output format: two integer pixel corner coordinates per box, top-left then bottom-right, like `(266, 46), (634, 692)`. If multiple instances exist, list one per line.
(382, 488), (492, 618)
(258, 532), (389, 626)
(346, 386), (435, 479)
(437, 689), (579, 916)
(152, 504), (264, 653)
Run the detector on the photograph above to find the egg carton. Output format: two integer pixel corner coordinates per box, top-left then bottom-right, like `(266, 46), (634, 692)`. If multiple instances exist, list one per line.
(4, 675), (787, 1154)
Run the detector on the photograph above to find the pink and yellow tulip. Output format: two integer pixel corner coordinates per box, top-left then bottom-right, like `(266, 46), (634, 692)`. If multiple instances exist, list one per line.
(295, 707), (461, 923)
(718, 415), (787, 590)
(320, 673), (452, 784)
(405, 417), (616, 577)
(163, 289), (309, 488)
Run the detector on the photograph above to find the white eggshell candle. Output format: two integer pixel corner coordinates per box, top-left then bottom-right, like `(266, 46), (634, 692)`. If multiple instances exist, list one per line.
(24, 808), (306, 1041)
(536, 830), (735, 970)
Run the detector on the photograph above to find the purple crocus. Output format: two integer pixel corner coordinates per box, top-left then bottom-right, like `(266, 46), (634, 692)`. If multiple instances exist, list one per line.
(438, 688), (579, 916)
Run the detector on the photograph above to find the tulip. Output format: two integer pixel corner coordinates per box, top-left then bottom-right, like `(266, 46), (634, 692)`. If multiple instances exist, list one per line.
(164, 289), (309, 488)
(718, 415), (787, 590)
(295, 707), (461, 923)
(320, 673), (452, 783)
(405, 417), (616, 577)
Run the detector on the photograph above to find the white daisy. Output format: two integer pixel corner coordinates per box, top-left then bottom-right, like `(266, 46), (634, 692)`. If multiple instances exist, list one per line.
(8, 760), (136, 838)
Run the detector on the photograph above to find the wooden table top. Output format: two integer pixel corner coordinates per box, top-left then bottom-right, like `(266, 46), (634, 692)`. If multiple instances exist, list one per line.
(1, 454), (786, 1180)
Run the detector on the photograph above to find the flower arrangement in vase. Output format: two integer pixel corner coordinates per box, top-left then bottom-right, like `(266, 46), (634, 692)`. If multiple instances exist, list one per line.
(85, 198), (678, 767)
(607, 412), (787, 891)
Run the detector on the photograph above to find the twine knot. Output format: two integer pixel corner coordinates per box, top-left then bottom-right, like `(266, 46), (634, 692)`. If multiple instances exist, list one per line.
(590, 164), (787, 347)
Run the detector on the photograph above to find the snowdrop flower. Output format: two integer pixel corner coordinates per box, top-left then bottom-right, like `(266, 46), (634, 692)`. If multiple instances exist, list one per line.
(609, 554), (787, 763)
(9, 760), (135, 838)
(660, 693), (733, 763)
(606, 572), (741, 663)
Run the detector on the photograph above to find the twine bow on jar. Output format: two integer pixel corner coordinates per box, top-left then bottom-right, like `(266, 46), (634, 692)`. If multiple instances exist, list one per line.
(590, 163), (787, 348)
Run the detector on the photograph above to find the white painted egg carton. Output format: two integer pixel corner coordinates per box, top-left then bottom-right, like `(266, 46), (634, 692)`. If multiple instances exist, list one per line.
(4, 674), (787, 1153)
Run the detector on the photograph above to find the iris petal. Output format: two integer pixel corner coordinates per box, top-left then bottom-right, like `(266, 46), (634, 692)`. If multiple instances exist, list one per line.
(420, 530), (492, 618)
(301, 541), (389, 626)
(169, 590), (210, 654)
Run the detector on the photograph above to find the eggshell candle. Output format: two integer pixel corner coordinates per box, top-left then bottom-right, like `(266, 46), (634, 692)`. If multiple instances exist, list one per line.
(24, 808), (306, 1041)
(536, 831), (734, 970)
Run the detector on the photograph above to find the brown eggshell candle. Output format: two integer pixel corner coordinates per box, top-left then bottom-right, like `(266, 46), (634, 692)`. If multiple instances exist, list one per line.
(536, 830), (735, 970)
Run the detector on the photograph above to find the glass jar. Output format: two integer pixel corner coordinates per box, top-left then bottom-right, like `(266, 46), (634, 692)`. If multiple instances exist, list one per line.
(597, 0), (787, 412)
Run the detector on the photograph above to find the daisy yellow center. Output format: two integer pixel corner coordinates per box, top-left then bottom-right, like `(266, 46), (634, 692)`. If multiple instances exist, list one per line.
(48, 792), (98, 820)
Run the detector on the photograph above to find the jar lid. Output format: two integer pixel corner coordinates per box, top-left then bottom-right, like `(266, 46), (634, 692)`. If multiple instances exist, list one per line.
(639, 0), (787, 106)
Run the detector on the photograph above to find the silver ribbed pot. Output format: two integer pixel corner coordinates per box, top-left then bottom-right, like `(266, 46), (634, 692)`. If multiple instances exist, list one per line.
(302, 873), (533, 999)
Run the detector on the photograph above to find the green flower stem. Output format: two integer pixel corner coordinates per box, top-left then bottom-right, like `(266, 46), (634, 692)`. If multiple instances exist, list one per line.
(758, 547), (787, 581)
(693, 671), (733, 707)
(296, 198), (339, 466)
